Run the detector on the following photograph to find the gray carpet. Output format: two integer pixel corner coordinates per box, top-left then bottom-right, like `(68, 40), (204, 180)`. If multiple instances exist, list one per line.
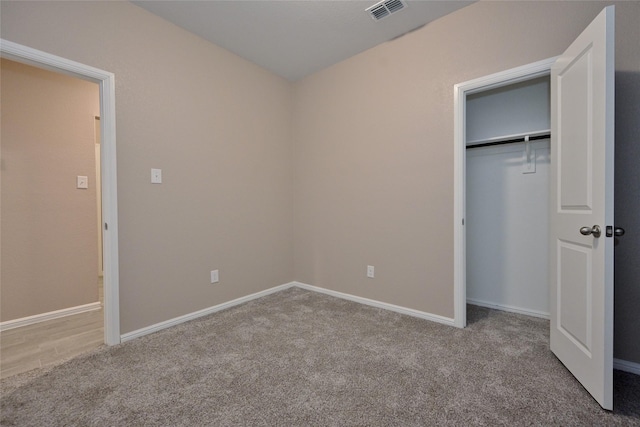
(2, 287), (639, 426)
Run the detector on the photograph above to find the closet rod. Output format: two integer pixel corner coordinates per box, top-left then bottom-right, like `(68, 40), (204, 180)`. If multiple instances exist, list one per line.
(466, 132), (551, 150)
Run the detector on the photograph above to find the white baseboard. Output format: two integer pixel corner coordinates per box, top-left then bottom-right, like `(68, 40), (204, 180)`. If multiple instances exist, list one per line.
(0, 302), (102, 332)
(121, 282), (296, 342)
(121, 281), (456, 343)
(99, 282), (640, 378)
(614, 358), (640, 376)
(467, 298), (550, 320)
(293, 281), (456, 327)
(115, 282), (640, 376)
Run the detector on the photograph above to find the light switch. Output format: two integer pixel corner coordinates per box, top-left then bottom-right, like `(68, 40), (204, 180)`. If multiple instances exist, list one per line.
(151, 168), (162, 184)
(77, 176), (88, 189)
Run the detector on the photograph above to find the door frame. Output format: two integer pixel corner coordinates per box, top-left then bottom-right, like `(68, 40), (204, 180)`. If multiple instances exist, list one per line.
(95, 117), (103, 277)
(453, 56), (558, 328)
(1, 39), (121, 345)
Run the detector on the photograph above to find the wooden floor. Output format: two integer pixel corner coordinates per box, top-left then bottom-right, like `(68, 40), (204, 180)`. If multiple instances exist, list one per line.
(0, 279), (104, 379)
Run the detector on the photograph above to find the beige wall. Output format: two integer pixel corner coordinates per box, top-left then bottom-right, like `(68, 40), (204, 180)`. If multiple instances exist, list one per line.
(0, 1), (294, 333)
(1, 1), (638, 363)
(1, 58), (100, 321)
(293, 1), (640, 362)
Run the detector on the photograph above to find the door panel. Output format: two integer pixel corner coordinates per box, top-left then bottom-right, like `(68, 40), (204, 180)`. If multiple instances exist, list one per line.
(558, 48), (592, 211)
(558, 241), (591, 353)
(550, 6), (614, 410)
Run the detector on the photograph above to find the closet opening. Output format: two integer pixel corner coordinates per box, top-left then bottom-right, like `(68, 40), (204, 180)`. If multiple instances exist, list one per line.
(452, 56), (558, 328)
(465, 75), (551, 320)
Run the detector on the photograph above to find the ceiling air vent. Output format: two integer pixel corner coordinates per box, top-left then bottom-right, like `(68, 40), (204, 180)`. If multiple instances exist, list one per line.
(366, 0), (407, 21)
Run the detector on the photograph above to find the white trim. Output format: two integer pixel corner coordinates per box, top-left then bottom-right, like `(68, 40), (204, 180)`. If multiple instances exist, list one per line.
(453, 56), (558, 329)
(121, 281), (456, 343)
(121, 283), (296, 342)
(613, 358), (640, 376)
(467, 298), (550, 320)
(453, 79), (467, 329)
(0, 302), (102, 332)
(294, 282), (456, 327)
(1, 39), (120, 345)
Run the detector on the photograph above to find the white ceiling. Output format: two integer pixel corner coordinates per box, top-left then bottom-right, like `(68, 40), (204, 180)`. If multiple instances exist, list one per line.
(132, 1), (475, 81)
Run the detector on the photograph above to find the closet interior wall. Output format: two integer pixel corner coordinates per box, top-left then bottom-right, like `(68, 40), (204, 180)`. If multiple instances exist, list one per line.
(466, 76), (551, 318)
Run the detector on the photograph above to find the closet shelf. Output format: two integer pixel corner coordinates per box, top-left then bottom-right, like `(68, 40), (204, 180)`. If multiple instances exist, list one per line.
(466, 129), (551, 149)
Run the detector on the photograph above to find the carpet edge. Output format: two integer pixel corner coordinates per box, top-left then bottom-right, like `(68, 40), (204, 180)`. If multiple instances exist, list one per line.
(120, 282), (297, 342)
(293, 281), (457, 328)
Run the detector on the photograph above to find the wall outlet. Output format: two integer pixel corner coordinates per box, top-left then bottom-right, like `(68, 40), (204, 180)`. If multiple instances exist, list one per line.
(367, 265), (375, 278)
(210, 269), (219, 284)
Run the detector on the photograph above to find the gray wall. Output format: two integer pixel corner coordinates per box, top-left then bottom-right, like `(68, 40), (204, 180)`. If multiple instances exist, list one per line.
(614, 67), (640, 363)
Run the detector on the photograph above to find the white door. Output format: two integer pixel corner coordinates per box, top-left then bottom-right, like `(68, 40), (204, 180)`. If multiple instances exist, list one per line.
(550, 6), (615, 410)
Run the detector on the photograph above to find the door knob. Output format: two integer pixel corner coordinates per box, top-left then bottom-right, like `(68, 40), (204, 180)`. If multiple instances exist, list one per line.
(580, 225), (601, 238)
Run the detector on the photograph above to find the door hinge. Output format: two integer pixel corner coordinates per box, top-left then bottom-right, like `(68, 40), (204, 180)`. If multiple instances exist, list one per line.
(104, 222), (108, 231)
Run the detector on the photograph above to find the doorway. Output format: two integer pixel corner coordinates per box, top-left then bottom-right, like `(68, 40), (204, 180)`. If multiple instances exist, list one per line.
(0, 39), (120, 345)
(1, 56), (101, 326)
(453, 57), (557, 328)
(457, 7), (615, 410)
(465, 75), (551, 319)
